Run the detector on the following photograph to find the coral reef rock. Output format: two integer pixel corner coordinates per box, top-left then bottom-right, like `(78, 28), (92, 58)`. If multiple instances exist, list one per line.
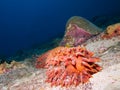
(102, 23), (120, 39)
(60, 16), (103, 46)
(66, 16), (102, 34)
(60, 24), (92, 47)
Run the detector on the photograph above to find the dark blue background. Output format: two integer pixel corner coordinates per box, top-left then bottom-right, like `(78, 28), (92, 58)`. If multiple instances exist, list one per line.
(0, 0), (120, 56)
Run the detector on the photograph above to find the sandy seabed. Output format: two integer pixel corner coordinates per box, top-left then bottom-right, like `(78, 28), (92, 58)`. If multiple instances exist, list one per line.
(0, 36), (120, 90)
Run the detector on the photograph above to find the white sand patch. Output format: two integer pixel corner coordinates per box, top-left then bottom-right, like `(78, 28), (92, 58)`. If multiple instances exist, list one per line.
(90, 63), (120, 90)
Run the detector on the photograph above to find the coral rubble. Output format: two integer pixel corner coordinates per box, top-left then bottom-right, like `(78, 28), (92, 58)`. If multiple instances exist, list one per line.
(36, 46), (101, 87)
(0, 61), (25, 74)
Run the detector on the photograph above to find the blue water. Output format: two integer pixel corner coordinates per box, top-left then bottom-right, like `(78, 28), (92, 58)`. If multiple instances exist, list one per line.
(0, 0), (120, 57)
